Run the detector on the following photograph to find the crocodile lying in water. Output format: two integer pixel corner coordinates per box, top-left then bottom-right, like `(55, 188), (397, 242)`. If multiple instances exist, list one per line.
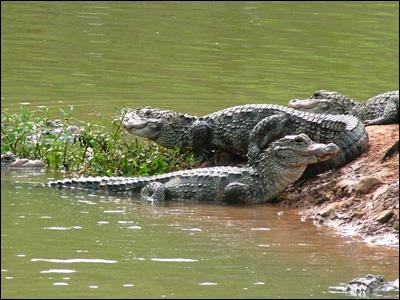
(1, 152), (46, 169)
(122, 104), (368, 179)
(48, 134), (339, 203)
(288, 90), (399, 160)
(329, 274), (399, 296)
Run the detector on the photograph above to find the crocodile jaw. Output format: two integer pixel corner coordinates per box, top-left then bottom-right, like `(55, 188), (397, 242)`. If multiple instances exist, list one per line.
(123, 119), (161, 139)
(306, 142), (339, 162)
(274, 138), (340, 167)
(286, 141), (339, 167)
(288, 98), (328, 112)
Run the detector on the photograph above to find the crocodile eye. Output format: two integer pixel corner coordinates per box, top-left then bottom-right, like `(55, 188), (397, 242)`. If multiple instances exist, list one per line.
(144, 110), (152, 116)
(313, 92), (321, 98)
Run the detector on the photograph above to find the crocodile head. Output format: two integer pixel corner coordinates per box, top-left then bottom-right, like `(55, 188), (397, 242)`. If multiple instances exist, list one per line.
(345, 274), (387, 294)
(329, 274), (397, 296)
(264, 133), (339, 167)
(1, 152), (17, 165)
(288, 90), (352, 114)
(122, 107), (197, 148)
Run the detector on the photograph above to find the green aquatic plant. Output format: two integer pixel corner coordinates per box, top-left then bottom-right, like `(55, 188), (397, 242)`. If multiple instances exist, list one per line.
(1, 107), (197, 176)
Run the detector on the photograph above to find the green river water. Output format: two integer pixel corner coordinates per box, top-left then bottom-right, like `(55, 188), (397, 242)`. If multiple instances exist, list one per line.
(1, 1), (399, 298)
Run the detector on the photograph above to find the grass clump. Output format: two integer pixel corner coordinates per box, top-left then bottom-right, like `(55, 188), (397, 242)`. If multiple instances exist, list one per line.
(1, 107), (197, 176)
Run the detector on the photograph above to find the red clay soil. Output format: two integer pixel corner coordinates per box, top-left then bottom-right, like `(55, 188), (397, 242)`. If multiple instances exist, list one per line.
(278, 124), (399, 247)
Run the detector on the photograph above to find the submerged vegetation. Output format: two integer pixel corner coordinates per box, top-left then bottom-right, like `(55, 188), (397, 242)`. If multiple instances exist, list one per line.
(1, 107), (197, 176)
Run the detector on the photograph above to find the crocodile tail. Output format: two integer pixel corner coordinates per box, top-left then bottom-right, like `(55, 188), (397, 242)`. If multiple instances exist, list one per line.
(48, 176), (149, 193)
(382, 140), (399, 161)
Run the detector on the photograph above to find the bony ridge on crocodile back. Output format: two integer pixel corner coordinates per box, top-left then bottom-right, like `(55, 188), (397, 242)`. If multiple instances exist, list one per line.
(48, 134), (339, 204)
(122, 104), (368, 179)
(288, 90), (399, 160)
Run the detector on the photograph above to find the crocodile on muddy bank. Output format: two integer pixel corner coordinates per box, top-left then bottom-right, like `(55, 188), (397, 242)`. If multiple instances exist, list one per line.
(288, 90), (399, 160)
(122, 104), (368, 179)
(288, 90), (399, 126)
(48, 134), (339, 204)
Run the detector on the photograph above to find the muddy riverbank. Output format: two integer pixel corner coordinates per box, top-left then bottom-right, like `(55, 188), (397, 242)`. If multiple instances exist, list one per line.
(279, 124), (399, 247)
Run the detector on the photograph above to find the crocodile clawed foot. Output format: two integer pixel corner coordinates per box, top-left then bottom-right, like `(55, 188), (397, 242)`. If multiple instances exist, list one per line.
(140, 182), (165, 204)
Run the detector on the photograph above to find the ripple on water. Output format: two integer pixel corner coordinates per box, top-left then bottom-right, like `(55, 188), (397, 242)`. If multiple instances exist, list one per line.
(181, 228), (202, 232)
(127, 225), (142, 230)
(77, 200), (97, 205)
(97, 221), (109, 224)
(104, 210), (125, 213)
(44, 226), (82, 230)
(150, 258), (198, 262)
(40, 269), (77, 274)
(32, 258), (118, 264)
(199, 282), (218, 286)
(53, 282), (69, 286)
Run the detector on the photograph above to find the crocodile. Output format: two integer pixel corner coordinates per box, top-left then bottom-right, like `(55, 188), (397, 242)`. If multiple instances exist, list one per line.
(288, 90), (399, 160)
(288, 90), (399, 126)
(122, 104), (368, 178)
(48, 134), (339, 204)
(26, 119), (82, 144)
(1, 152), (45, 169)
(329, 274), (399, 296)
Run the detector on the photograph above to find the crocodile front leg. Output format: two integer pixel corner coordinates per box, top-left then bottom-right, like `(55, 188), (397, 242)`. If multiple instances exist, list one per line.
(188, 120), (212, 161)
(140, 182), (166, 203)
(223, 182), (252, 203)
(247, 114), (288, 164)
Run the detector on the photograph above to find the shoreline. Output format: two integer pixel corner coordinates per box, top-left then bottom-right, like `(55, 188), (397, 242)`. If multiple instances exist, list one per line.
(278, 124), (399, 247)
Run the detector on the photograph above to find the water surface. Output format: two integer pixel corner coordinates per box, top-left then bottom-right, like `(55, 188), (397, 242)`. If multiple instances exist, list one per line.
(1, 171), (399, 299)
(1, 1), (398, 119)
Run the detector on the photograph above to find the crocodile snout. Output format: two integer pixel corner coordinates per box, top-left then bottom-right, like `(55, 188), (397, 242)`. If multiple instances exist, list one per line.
(288, 98), (315, 109)
(288, 99), (301, 106)
(123, 120), (147, 130)
(308, 142), (339, 158)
